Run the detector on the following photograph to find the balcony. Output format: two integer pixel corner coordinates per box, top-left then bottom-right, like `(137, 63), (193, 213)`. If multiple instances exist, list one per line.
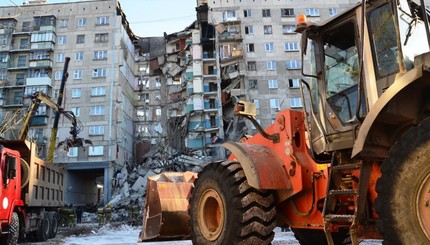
(0, 62), (9, 69)
(31, 42), (54, 50)
(31, 115), (49, 126)
(10, 44), (30, 52)
(26, 77), (52, 86)
(3, 98), (23, 107)
(12, 28), (32, 35)
(220, 50), (243, 65)
(218, 32), (242, 42)
(204, 119), (219, 130)
(0, 41), (12, 52)
(8, 62), (28, 70)
(29, 60), (53, 69)
(38, 26), (56, 32)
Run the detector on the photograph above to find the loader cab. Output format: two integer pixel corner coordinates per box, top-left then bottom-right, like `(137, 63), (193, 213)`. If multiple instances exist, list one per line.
(299, 0), (430, 155)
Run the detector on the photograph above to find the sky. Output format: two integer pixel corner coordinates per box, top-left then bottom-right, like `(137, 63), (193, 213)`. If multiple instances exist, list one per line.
(0, 0), (197, 37)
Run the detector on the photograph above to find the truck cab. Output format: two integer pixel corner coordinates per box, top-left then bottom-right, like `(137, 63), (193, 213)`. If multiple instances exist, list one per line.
(301, 0), (430, 160)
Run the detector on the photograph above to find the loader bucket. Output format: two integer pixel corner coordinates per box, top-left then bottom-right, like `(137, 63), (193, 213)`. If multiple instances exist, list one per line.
(138, 171), (197, 242)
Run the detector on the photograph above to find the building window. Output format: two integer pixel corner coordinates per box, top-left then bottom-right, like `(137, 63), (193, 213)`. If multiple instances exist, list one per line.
(253, 99), (259, 109)
(290, 97), (303, 108)
(58, 36), (67, 45)
(71, 88), (81, 98)
(270, 99), (280, 109)
(264, 25), (273, 34)
(265, 42), (274, 52)
(16, 73), (25, 85)
(286, 60), (302, 70)
(329, 8), (338, 16)
(91, 86), (106, 96)
(268, 79), (278, 89)
(139, 93), (149, 102)
(266, 61), (276, 70)
(281, 8), (295, 17)
(249, 80), (257, 89)
(222, 10), (236, 21)
(244, 9), (252, 17)
(155, 78), (161, 87)
(75, 51), (84, 61)
(284, 42), (299, 51)
(78, 18), (86, 27)
(90, 106), (105, 115)
(67, 147), (78, 157)
(54, 71), (62, 80)
(59, 19), (68, 28)
(76, 34), (85, 44)
(92, 68), (107, 78)
(17, 55), (26, 67)
(95, 33), (109, 43)
(247, 61), (256, 71)
(246, 43), (255, 52)
(288, 78), (300, 88)
(71, 107), (80, 116)
(245, 26), (253, 35)
(89, 126), (104, 136)
(306, 8), (320, 17)
(95, 16), (109, 25)
(93, 50), (108, 60)
(73, 70), (83, 79)
(282, 25), (296, 34)
(88, 146), (104, 156)
(56, 53), (64, 62)
(19, 38), (29, 49)
(262, 9), (271, 17)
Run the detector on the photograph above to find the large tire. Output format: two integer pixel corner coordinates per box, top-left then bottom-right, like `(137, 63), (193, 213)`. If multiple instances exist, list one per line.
(35, 216), (50, 242)
(375, 117), (430, 245)
(0, 212), (19, 245)
(190, 161), (276, 245)
(48, 212), (58, 238)
(292, 228), (349, 245)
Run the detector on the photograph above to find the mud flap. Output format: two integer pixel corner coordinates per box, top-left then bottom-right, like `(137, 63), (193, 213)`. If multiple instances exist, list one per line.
(138, 171), (197, 242)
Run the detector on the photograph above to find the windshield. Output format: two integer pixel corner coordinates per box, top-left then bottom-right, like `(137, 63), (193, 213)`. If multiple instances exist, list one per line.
(323, 22), (360, 124)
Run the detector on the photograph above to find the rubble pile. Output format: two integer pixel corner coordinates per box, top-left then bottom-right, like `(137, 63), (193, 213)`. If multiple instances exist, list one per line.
(107, 147), (221, 223)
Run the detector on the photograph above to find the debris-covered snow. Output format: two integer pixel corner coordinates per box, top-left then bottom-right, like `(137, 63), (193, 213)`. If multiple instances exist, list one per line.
(59, 226), (382, 245)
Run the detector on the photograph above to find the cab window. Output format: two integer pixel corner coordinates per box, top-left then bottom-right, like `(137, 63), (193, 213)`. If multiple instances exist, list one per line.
(323, 21), (361, 124)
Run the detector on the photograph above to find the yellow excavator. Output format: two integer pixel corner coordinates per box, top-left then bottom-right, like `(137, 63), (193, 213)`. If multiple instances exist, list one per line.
(17, 57), (92, 163)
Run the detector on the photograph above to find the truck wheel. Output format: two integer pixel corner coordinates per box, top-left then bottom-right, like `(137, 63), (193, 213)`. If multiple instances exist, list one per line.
(190, 161), (276, 245)
(35, 217), (50, 242)
(0, 212), (19, 245)
(375, 117), (430, 244)
(292, 228), (348, 245)
(48, 212), (58, 238)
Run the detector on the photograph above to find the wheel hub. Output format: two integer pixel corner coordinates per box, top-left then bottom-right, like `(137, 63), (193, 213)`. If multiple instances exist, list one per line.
(417, 173), (430, 240)
(198, 188), (224, 241)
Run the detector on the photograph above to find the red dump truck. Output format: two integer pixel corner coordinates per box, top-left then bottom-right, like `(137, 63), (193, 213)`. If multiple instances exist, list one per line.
(0, 140), (65, 244)
(0, 57), (90, 244)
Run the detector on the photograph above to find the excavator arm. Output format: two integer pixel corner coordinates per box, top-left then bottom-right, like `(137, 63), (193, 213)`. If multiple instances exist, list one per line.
(18, 57), (91, 163)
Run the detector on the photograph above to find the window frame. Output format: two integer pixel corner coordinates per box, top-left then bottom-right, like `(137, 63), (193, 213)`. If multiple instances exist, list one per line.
(266, 61), (276, 70)
(268, 79), (278, 89)
(262, 9), (271, 17)
(264, 25), (273, 35)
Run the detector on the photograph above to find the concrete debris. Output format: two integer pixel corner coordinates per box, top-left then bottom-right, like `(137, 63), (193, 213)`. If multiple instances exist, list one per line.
(81, 212), (98, 223)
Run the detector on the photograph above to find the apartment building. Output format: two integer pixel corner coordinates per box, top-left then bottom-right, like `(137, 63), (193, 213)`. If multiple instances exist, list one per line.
(0, 0), (140, 206)
(195, 0), (357, 135)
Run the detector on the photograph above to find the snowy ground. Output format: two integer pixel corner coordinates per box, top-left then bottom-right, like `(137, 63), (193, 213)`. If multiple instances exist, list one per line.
(23, 223), (383, 245)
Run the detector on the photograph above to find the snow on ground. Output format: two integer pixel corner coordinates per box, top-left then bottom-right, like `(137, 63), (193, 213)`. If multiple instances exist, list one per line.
(60, 225), (382, 245)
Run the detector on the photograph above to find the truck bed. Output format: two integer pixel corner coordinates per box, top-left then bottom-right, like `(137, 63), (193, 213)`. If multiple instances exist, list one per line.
(0, 140), (65, 207)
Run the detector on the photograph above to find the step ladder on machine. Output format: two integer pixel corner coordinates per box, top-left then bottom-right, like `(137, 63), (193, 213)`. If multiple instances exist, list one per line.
(322, 151), (372, 245)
